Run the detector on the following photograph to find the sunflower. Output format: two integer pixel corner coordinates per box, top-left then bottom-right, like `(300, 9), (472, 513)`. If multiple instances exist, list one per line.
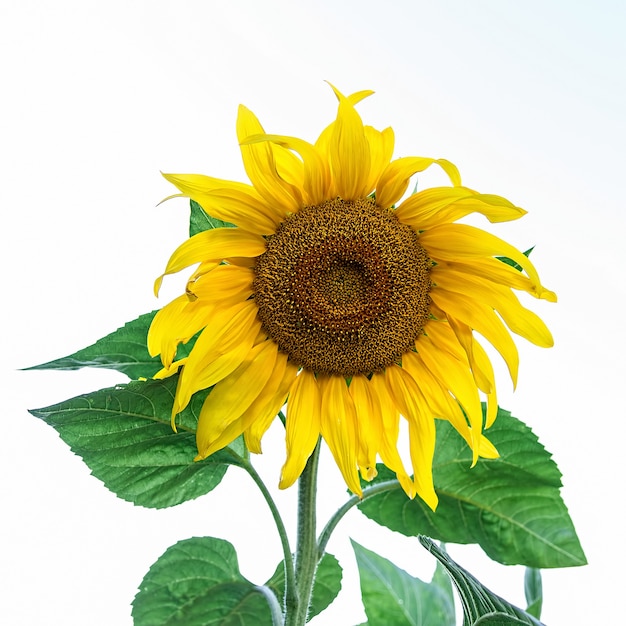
(148, 85), (555, 510)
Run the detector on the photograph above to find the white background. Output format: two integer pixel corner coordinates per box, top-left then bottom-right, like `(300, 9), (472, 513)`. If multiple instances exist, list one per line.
(2, 1), (624, 624)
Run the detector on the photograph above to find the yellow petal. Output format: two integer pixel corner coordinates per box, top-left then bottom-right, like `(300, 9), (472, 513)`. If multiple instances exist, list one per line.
(173, 301), (260, 414)
(237, 105), (302, 213)
(196, 340), (278, 458)
(326, 83), (375, 106)
(435, 257), (557, 302)
(187, 264), (254, 301)
(384, 365), (438, 507)
(414, 337), (483, 459)
(162, 172), (282, 234)
(364, 126), (395, 194)
(420, 223), (550, 299)
(401, 350), (472, 442)
(477, 433), (499, 458)
(280, 370), (322, 489)
(430, 288), (519, 387)
(328, 94), (371, 201)
(395, 186), (526, 229)
(376, 157), (462, 209)
(242, 133), (331, 206)
(154, 228), (266, 296)
(433, 269), (554, 348)
(407, 413), (438, 511)
(445, 317), (493, 393)
(471, 339), (499, 428)
(319, 375), (362, 496)
(349, 374), (383, 477)
(370, 371), (414, 498)
(147, 294), (207, 365)
(244, 355), (299, 454)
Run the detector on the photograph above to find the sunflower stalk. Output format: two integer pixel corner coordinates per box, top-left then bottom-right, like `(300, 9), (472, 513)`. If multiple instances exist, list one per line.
(241, 459), (296, 622)
(286, 440), (322, 626)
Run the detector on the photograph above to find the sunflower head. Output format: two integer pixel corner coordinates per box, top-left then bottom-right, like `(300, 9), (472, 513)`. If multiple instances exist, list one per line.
(148, 85), (555, 510)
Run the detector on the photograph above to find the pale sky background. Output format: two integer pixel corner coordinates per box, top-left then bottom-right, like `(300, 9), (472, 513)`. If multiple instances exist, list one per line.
(2, 1), (624, 624)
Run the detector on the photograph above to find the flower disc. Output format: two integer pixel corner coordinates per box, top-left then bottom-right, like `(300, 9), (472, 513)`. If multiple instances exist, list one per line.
(253, 197), (432, 375)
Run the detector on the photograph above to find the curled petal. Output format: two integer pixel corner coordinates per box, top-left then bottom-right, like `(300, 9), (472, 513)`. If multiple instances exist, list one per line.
(433, 269), (554, 348)
(154, 228), (265, 296)
(376, 157), (462, 209)
(162, 172), (282, 234)
(243, 133), (331, 206)
(237, 105), (302, 213)
(395, 186), (526, 229)
(420, 223), (550, 299)
(431, 288), (520, 387)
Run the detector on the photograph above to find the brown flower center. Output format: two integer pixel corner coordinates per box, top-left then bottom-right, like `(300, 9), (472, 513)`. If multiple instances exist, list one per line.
(253, 197), (431, 376)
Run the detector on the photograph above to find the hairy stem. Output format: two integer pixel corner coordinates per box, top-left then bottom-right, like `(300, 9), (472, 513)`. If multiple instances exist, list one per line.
(285, 440), (322, 626)
(244, 461), (295, 622)
(317, 479), (401, 557)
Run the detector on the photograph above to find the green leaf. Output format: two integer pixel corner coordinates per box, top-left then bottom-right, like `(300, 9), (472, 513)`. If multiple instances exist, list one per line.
(29, 375), (242, 508)
(352, 540), (456, 626)
(132, 536), (276, 626)
(24, 311), (162, 379)
(265, 553), (343, 621)
(24, 311), (201, 381)
(419, 537), (544, 626)
(190, 199), (235, 237)
(523, 568), (542, 619)
(358, 408), (586, 568)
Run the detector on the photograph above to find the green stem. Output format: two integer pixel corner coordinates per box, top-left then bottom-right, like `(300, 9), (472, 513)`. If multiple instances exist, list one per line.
(285, 440), (322, 626)
(255, 584), (286, 626)
(317, 479), (400, 557)
(243, 461), (295, 622)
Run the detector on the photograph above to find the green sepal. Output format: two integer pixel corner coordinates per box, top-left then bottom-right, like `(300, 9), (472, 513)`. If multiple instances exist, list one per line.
(420, 537), (544, 626)
(190, 199), (235, 237)
(497, 246), (534, 272)
(132, 537), (276, 626)
(352, 540), (456, 626)
(29, 374), (242, 508)
(265, 552), (343, 621)
(358, 408), (586, 568)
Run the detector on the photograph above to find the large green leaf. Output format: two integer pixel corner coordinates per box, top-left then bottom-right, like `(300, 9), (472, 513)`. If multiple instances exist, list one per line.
(352, 540), (456, 626)
(358, 408), (586, 568)
(190, 199), (235, 237)
(265, 552), (343, 621)
(29, 375), (242, 508)
(420, 537), (544, 626)
(25, 311), (162, 379)
(132, 537), (276, 626)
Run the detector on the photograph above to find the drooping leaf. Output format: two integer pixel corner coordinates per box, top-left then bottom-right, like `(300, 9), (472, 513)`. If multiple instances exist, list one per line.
(190, 199), (235, 237)
(352, 540), (456, 626)
(132, 537), (276, 626)
(419, 537), (544, 626)
(358, 408), (586, 568)
(523, 568), (543, 619)
(29, 375), (242, 508)
(265, 552), (343, 621)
